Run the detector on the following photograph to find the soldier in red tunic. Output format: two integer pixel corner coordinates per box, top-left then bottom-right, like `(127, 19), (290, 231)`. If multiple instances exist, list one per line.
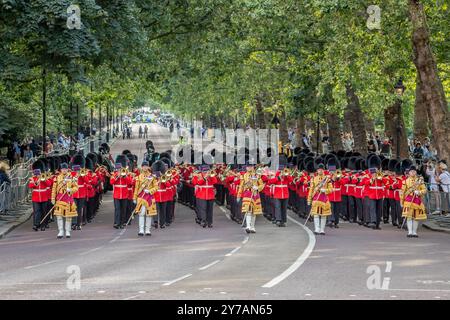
(70, 154), (88, 231)
(110, 155), (133, 229)
(192, 165), (218, 228)
(85, 157), (99, 224)
(363, 155), (385, 230)
(268, 158), (293, 227)
(28, 160), (52, 231)
(327, 156), (343, 228)
(152, 160), (172, 229)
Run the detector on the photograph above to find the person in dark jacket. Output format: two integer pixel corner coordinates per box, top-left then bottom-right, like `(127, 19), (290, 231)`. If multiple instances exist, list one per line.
(0, 162), (11, 186)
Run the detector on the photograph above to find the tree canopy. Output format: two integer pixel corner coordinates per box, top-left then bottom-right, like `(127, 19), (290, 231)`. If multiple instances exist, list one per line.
(1, 0), (448, 158)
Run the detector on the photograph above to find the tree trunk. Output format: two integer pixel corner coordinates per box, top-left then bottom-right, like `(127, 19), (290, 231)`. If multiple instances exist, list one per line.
(413, 75), (430, 144)
(409, 0), (450, 161)
(343, 109), (353, 134)
(365, 116), (376, 137)
(326, 112), (342, 151)
(345, 83), (367, 156)
(384, 100), (409, 158)
(255, 97), (266, 129)
(278, 108), (289, 145)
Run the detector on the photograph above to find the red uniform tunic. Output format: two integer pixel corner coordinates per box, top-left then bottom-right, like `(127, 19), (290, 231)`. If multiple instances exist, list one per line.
(110, 173), (133, 199)
(86, 172), (99, 198)
(269, 173), (293, 199)
(329, 178), (342, 202)
(28, 176), (52, 202)
(192, 175), (218, 200)
(154, 181), (172, 203)
(72, 172), (88, 199)
(341, 172), (356, 197)
(363, 174), (385, 200)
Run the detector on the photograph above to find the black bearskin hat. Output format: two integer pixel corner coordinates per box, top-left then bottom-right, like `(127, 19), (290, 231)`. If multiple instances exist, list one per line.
(85, 157), (94, 171)
(368, 154), (381, 169)
(71, 154), (86, 168)
(151, 160), (167, 174)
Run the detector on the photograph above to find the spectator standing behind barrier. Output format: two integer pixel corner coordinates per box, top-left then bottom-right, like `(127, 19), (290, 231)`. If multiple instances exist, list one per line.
(23, 145), (33, 161)
(0, 162), (11, 186)
(380, 138), (391, 157)
(436, 163), (450, 215)
(426, 161), (441, 215)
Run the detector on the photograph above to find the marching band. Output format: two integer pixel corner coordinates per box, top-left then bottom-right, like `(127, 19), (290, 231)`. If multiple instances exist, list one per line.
(28, 142), (428, 239)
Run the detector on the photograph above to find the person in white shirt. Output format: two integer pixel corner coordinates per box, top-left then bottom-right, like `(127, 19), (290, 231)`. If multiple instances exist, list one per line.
(436, 163), (450, 214)
(425, 161), (441, 214)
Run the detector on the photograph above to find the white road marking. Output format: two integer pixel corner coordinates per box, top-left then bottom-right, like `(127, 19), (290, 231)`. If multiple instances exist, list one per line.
(163, 273), (193, 286)
(220, 291), (227, 294)
(262, 215), (316, 288)
(138, 291), (146, 294)
(388, 288), (450, 293)
(225, 246), (241, 257)
(305, 293), (312, 296)
(109, 235), (121, 243)
(24, 259), (64, 270)
(199, 260), (221, 271)
(349, 294), (356, 297)
(97, 290), (105, 294)
(79, 246), (104, 256)
(179, 291), (186, 294)
(262, 293), (269, 296)
(219, 206), (231, 220)
(0, 280), (169, 286)
(390, 295), (397, 298)
(435, 296), (441, 299)
(123, 294), (141, 300)
(242, 237), (249, 244)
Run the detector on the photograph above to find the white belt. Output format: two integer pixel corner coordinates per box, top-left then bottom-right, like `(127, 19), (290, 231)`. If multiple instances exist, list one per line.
(369, 187), (384, 190)
(157, 189), (166, 192)
(333, 188), (341, 192)
(33, 189), (48, 192)
(345, 184), (356, 187)
(274, 185), (288, 188)
(196, 185), (214, 188)
(114, 185), (127, 188)
(355, 186), (364, 189)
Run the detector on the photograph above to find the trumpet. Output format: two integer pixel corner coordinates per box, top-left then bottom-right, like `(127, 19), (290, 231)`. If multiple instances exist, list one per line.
(333, 169), (343, 180)
(160, 171), (172, 183)
(203, 169), (216, 179)
(80, 168), (88, 177)
(119, 167), (128, 177)
(281, 168), (291, 177)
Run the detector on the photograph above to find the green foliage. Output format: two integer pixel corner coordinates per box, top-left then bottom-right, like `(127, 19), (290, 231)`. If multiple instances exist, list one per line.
(0, 0), (448, 146)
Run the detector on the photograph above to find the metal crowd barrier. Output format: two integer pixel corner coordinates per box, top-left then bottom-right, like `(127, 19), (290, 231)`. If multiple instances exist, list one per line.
(0, 170), (31, 214)
(0, 132), (114, 214)
(424, 183), (450, 214)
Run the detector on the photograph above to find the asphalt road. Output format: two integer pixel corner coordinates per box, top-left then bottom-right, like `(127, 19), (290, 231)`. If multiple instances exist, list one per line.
(0, 123), (449, 300)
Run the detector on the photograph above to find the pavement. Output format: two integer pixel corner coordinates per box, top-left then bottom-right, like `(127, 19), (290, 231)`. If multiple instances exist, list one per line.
(423, 215), (450, 234)
(0, 123), (449, 300)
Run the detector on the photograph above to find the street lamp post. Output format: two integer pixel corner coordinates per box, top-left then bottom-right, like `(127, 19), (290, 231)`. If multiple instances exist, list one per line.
(394, 78), (406, 159)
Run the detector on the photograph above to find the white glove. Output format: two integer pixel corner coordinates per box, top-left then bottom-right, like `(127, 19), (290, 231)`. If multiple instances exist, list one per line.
(144, 189), (150, 194)
(66, 188), (71, 193)
(252, 186), (259, 190)
(320, 188), (326, 193)
(414, 190), (420, 196)
(133, 200), (137, 204)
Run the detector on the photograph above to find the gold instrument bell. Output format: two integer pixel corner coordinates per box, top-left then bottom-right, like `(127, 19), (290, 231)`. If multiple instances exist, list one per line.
(120, 167), (128, 176)
(282, 168), (290, 176)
